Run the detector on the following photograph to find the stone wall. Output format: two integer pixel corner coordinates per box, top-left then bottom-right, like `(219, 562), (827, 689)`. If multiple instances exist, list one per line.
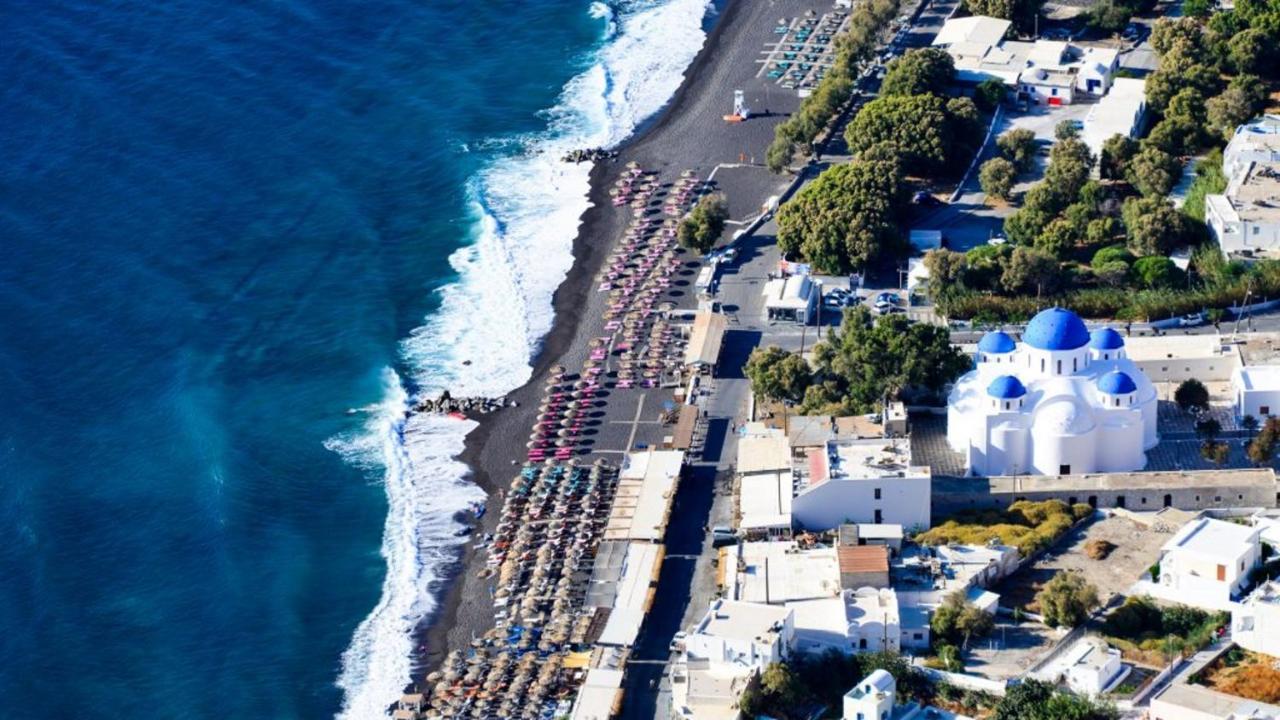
(932, 469), (1278, 517)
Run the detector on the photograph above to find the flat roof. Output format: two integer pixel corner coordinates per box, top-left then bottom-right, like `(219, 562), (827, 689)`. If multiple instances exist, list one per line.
(739, 472), (793, 530)
(597, 542), (662, 647)
(1123, 333), (1242, 362)
(606, 449), (683, 541)
(838, 545), (889, 575)
(1235, 364), (1280, 391)
(737, 432), (792, 475)
(670, 404), (698, 450)
(931, 15), (1011, 47)
(1163, 516), (1258, 560)
(1152, 682), (1280, 718)
(932, 468), (1277, 493)
(1083, 77), (1146, 154)
(735, 542), (841, 604)
(695, 599), (791, 643)
(684, 311), (727, 367)
(1221, 161), (1280, 224)
(848, 587), (899, 624)
(571, 668), (624, 720)
(826, 438), (928, 480)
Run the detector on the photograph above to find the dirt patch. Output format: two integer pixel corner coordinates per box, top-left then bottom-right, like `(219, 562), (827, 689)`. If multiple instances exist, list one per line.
(994, 513), (1177, 612)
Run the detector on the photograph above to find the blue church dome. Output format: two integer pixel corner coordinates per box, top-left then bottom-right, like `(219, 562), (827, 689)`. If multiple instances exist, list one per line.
(987, 375), (1027, 399)
(978, 331), (1017, 354)
(1023, 307), (1090, 351)
(1089, 328), (1125, 350)
(1097, 371), (1137, 395)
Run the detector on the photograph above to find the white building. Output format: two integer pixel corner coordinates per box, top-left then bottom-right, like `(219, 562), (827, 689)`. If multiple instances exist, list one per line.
(1206, 161), (1280, 256)
(842, 670), (975, 720)
(792, 438), (931, 532)
(1152, 517), (1262, 610)
(947, 307), (1159, 477)
(935, 544), (1020, 590)
(736, 426), (794, 538)
(932, 16), (1118, 104)
(764, 274), (818, 325)
(1234, 581), (1280, 659)
(726, 541), (842, 605)
(1082, 77), (1147, 161)
(1060, 637), (1125, 696)
(1233, 365), (1280, 420)
(846, 587), (902, 653)
(1224, 115), (1280, 182)
(672, 599), (795, 720)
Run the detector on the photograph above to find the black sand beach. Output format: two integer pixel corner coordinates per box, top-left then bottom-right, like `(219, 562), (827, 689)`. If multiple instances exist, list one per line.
(412, 0), (809, 684)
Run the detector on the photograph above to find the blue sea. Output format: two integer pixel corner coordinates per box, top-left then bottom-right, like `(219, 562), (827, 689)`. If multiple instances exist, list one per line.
(0, 1), (710, 718)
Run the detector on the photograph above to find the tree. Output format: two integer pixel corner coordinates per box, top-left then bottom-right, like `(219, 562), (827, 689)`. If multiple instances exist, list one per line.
(1133, 255), (1184, 289)
(1196, 417), (1223, 441)
(845, 95), (954, 175)
(1100, 134), (1139, 180)
(745, 346), (812, 404)
(979, 157), (1018, 200)
(1122, 196), (1192, 256)
(1248, 417), (1280, 464)
(1207, 87), (1258, 143)
(1001, 246), (1061, 296)
(1036, 571), (1100, 628)
(800, 306), (971, 414)
(931, 592), (995, 646)
(1086, 217), (1122, 248)
(975, 78), (1007, 112)
(766, 138), (795, 174)
(923, 248), (968, 300)
(881, 47), (956, 96)
(1126, 144), (1181, 197)
(1045, 137), (1095, 201)
(1055, 119), (1081, 140)
(1036, 217), (1082, 258)
(1201, 440), (1230, 465)
(776, 159), (906, 273)
(964, 0), (1043, 30)
(1174, 378), (1210, 413)
(1092, 245), (1134, 268)
(1089, 0), (1135, 33)
(760, 662), (804, 709)
(1229, 28), (1275, 76)
(997, 128), (1039, 172)
(1244, 414), (1260, 436)
(677, 193), (730, 253)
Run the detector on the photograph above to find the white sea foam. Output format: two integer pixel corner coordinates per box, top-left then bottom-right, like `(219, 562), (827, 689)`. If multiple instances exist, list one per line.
(335, 1), (711, 717)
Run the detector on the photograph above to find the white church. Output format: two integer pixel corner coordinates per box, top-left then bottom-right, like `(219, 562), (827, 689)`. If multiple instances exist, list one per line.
(947, 307), (1158, 477)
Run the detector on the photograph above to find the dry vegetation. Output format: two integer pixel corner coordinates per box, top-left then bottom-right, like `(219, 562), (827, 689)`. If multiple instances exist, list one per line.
(1198, 649), (1280, 704)
(915, 500), (1092, 556)
(1085, 539), (1115, 560)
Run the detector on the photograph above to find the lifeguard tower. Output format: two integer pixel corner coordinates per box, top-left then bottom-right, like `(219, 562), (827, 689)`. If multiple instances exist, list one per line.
(723, 90), (750, 123)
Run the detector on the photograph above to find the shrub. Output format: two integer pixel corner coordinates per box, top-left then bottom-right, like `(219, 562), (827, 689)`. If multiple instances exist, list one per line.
(916, 500), (1080, 556)
(1085, 539), (1115, 560)
(677, 193), (730, 253)
(1036, 571), (1099, 628)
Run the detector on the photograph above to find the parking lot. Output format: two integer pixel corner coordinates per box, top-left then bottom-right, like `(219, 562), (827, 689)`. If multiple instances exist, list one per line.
(964, 620), (1063, 681)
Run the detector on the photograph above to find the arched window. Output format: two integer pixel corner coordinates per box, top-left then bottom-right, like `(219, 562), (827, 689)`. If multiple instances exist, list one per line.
(1114, 397), (1120, 407)
(1040, 358), (1045, 372)
(1073, 357), (1078, 372)
(1056, 360), (1062, 374)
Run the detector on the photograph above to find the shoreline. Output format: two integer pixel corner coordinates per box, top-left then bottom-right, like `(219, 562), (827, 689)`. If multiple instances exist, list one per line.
(408, 0), (787, 691)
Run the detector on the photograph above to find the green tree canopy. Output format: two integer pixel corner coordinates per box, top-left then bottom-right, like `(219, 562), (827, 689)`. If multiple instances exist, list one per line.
(776, 159), (906, 273)
(1001, 246), (1061, 296)
(1100, 134), (1139, 180)
(1036, 571), (1100, 628)
(1122, 195), (1192, 256)
(1126, 144), (1182, 198)
(980, 157), (1018, 200)
(1175, 378), (1210, 412)
(997, 128), (1038, 172)
(1133, 255), (1185, 289)
(799, 306), (970, 414)
(745, 346), (812, 404)
(845, 94), (979, 176)
(881, 47), (956, 96)
(677, 193), (730, 253)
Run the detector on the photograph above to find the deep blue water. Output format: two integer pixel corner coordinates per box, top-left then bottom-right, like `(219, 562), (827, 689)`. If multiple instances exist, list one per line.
(0, 1), (604, 717)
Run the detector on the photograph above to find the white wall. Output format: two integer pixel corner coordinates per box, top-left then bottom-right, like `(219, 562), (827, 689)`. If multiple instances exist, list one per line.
(792, 476), (931, 533)
(1237, 386), (1280, 420)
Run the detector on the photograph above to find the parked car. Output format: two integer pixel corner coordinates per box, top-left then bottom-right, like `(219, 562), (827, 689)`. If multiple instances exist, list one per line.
(988, 232), (1008, 246)
(912, 190), (941, 206)
(1179, 312), (1205, 327)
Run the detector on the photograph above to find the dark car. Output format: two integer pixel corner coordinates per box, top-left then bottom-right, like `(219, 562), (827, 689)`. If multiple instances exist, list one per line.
(912, 190), (941, 206)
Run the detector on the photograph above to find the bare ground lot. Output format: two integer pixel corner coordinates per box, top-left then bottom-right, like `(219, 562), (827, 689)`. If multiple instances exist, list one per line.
(964, 620), (1064, 681)
(993, 513), (1178, 612)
